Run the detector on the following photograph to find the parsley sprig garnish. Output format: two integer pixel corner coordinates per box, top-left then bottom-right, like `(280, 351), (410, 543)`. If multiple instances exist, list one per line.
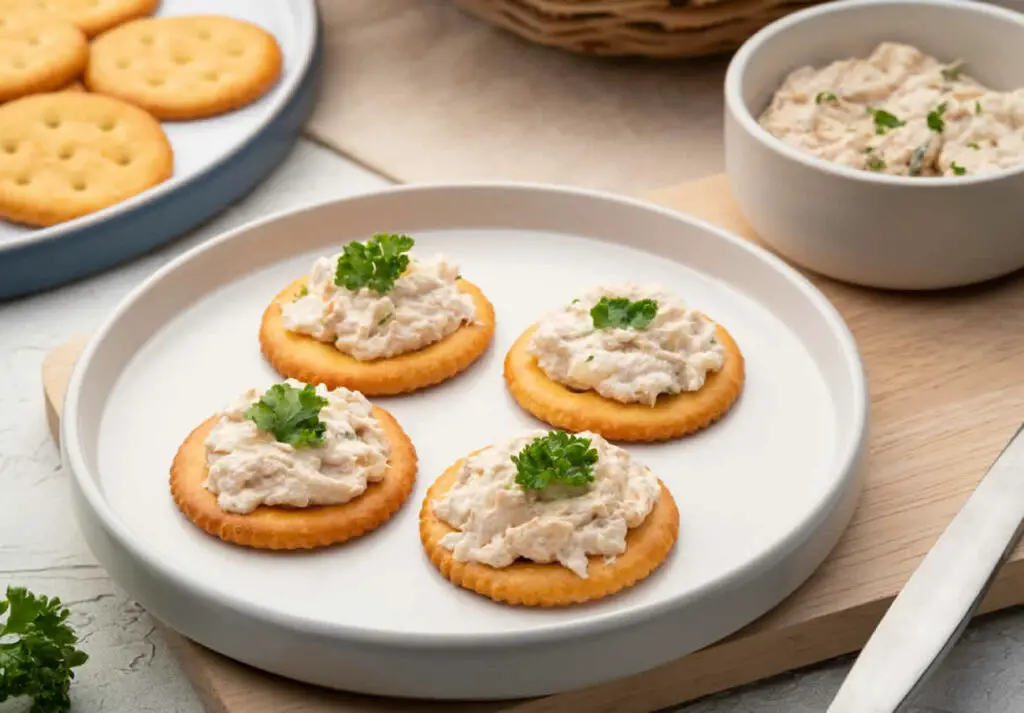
(590, 296), (658, 330)
(244, 383), (328, 448)
(927, 102), (948, 133)
(0, 586), (88, 713)
(867, 107), (905, 135)
(511, 431), (598, 491)
(815, 91), (838, 105)
(334, 233), (415, 295)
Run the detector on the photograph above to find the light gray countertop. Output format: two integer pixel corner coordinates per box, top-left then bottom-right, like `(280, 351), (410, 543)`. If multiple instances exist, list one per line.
(2, 140), (1023, 713)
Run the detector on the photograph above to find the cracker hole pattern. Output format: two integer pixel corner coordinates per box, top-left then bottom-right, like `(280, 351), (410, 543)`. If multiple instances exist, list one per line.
(13, 59), (26, 70)
(14, 175), (31, 186)
(147, 77), (165, 87)
(115, 153), (133, 166)
(141, 35), (154, 46)
(117, 58), (131, 69)
(99, 118), (116, 132)
(44, 116), (61, 129)
(2, 141), (16, 155)
(173, 54), (192, 65)
(28, 36), (40, 47)
(58, 146), (75, 160)
(197, 29), (211, 40)
(203, 71), (219, 82)
(72, 180), (87, 192)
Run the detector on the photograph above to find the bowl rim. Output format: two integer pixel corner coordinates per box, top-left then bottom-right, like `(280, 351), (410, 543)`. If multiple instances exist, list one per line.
(724, 0), (1024, 188)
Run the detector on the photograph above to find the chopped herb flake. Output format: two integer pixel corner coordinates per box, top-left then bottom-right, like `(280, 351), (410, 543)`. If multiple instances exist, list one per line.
(941, 65), (962, 81)
(866, 156), (886, 172)
(968, 142), (981, 150)
(293, 285), (308, 301)
(585, 355), (594, 363)
(590, 296), (658, 330)
(867, 107), (905, 135)
(864, 146), (874, 154)
(975, 100), (983, 115)
(815, 91), (838, 105)
(570, 298), (580, 305)
(951, 161), (967, 176)
(378, 313), (391, 326)
(511, 431), (598, 491)
(927, 102), (948, 133)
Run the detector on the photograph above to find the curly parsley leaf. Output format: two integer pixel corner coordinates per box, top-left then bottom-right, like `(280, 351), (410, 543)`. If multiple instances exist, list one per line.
(0, 586), (88, 713)
(927, 102), (948, 133)
(951, 161), (967, 176)
(867, 107), (905, 135)
(334, 233), (415, 294)
(815, 91), (838, 105)
(244, 383), (328, 448)
(590, 297), (658, 330)
(511, 431), (598, 491)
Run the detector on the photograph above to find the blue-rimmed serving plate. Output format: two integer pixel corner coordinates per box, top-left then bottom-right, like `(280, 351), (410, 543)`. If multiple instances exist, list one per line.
(0, 0), (321, 300)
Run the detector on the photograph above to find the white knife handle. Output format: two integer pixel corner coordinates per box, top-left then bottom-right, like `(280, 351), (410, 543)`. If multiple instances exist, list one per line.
(827, 422), (1024, 713)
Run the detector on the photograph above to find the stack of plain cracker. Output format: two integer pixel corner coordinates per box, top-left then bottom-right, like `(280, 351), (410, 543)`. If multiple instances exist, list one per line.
(0, 0), (283, 227)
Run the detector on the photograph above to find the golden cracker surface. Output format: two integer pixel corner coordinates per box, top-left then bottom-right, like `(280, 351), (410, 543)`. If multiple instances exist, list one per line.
(0, 5), (88, 103)
(18, 0), (159, 37)
(170, 407), (418, 550)
(504, 322), (745, 442)
(85, 14), (282, 120)
(0, 92), (173, 226)
(420, 458), (680, 606)
(260, 277), (497, 396)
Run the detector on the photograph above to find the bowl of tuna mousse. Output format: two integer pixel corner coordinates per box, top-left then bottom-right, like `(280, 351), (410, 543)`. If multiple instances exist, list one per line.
(724, 0), (1024, 290)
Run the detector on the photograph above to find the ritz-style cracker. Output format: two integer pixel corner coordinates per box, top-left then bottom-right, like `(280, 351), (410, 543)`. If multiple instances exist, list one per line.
(0, 5), (88, 103)
(85, 14), (283, 120)
(0, 92), (173, 226)
(419, 456), (681, 607)
(504, 322), (745, 442)
(23, 0), (160, 37)
(170, 408), (418, 550)
(260, 277), (497, 396)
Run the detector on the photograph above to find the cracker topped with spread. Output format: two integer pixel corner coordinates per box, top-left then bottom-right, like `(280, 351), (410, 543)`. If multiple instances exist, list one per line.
(259, 233), (496, 396)
(170, 379), (418, 550)
(420, 429), (679, 606)
(504, 284), (744, 441)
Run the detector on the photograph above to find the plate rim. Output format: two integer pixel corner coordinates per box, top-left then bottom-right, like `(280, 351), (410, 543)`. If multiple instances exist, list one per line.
(0, 0), (319, 253)
(62, 180), (870, 649)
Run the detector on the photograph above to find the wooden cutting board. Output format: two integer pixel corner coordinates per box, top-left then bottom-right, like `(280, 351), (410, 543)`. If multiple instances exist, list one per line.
(43, 173), (1024, 713)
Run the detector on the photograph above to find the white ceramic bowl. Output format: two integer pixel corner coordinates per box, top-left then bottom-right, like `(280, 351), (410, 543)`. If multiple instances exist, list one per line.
(724, 0), (1024, 290)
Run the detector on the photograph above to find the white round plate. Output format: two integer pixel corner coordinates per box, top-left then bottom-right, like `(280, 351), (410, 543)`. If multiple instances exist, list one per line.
(62, 183), (868, 700)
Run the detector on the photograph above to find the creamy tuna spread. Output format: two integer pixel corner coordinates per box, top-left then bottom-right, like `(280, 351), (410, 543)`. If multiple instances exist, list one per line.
(527, 283), (725, 406)
(759, 42), (1024, 177)
(203, 379), (390, 514)
(432, 431), (660, 578)
(281, 241), (476, 361)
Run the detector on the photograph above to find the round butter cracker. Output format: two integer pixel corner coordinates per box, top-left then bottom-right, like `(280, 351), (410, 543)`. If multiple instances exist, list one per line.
(259, 277), (497, 396)
(504, 322), (745, 442)
(0, 5), (88, 103)
(0, 92), (173, 226)
(23, 0), (159, 37)
(170, 407), (418, 550)
(85, 14), (283, 120)
(419, 455), (680, 607)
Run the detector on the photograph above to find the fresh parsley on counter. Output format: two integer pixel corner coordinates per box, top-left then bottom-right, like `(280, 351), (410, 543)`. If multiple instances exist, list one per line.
(334, 233), (415, 294)
(512, 431), (599, 491)
(590, 296), (658, 330)
(0, 586), (88, 713)
(244, 383), (328, 448)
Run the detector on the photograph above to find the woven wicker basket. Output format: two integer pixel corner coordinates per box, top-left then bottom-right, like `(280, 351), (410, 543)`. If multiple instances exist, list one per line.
(454, 0), (829, 58)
